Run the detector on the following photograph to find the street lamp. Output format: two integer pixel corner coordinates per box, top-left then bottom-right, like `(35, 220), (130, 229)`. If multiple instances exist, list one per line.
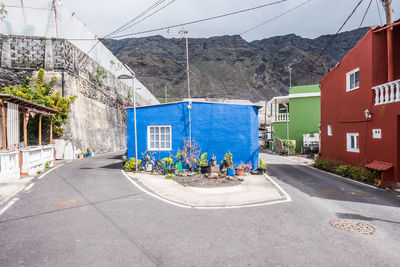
(280, 103), (289, 156)
(118, 72), (138, 171)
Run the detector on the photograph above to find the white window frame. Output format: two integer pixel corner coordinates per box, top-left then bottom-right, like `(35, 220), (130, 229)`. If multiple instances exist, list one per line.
(327, 125), (332, 136)
(147, 125), (172, 151)
(346, 133), (359, 153)
(346, 68), (360, 92)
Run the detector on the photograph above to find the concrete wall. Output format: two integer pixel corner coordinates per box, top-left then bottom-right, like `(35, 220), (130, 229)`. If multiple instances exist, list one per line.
(0, 0), (159, 105)
(0, 34), (152, 158)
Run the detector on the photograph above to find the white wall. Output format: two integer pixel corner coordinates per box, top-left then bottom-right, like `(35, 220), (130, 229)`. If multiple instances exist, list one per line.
(0, 0), (159, 104)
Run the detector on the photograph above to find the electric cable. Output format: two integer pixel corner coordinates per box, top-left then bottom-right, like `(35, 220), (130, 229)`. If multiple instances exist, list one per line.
(340, 0), (373, 61)
(111, 0), (288, 39)
(240, 0), (313, 35)
(108, 0), (177, 38)
(66, 0), (289, 41)
(83, 0), (170, 57)
(308, 0), (364, 71)
(376, 0), (384, 24)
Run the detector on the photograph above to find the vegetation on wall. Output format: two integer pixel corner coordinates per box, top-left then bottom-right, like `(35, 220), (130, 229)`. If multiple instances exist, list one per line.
(0, 69), (77, 137)
(0, 3), (7, 20)
(93, 67), (107, 86)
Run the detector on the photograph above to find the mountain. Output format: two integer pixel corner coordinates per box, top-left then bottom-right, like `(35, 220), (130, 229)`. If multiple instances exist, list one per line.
(102, 27), (369, 102)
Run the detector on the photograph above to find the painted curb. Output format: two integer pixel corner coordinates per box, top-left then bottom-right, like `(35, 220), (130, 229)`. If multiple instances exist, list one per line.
(121, 170), (291, 209)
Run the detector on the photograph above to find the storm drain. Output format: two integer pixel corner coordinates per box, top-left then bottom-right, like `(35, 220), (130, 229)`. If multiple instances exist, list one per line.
(345, 191), (373, 198)
(330, 219), (375, 234)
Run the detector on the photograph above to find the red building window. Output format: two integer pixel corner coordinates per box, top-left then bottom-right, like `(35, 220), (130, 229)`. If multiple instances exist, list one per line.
(346, 68), (359, 92)
(346, 133), (359, 152)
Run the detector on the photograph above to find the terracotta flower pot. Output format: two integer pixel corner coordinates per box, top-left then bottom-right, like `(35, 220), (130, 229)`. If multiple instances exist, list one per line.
(236, 168), (245, 176)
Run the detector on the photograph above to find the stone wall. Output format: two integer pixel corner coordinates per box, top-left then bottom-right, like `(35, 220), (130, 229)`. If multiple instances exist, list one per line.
(0, 34), (151, 158)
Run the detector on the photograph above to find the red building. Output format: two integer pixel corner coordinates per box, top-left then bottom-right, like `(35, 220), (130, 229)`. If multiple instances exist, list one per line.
(320, 20), (400, 189)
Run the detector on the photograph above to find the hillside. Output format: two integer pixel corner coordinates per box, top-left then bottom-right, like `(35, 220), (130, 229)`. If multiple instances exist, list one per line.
(102, 28), (369, 102)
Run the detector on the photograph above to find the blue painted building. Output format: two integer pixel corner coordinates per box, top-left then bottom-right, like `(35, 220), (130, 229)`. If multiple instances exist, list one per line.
(127, 101), (260, 169)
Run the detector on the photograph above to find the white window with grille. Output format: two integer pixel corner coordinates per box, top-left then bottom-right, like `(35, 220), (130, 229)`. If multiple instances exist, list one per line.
(147, 126), (172, 151)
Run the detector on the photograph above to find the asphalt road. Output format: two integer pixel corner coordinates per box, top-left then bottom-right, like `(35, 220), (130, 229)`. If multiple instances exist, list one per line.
(0, 151), (399, 266)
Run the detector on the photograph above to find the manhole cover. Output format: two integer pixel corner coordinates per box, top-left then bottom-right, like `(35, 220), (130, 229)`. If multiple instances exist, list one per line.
(345, 191), (373, 198)
(330, 219), (375, 234)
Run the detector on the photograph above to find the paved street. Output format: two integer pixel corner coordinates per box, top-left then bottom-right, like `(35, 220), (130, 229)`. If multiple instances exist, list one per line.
(0, 151), (399, 266)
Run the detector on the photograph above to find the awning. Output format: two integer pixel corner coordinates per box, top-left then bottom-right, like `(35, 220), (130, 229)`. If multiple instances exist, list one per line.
(365, 161), (393, 171)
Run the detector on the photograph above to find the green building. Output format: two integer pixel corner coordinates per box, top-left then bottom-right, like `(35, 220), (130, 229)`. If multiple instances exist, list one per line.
(269, 84), (320, 154)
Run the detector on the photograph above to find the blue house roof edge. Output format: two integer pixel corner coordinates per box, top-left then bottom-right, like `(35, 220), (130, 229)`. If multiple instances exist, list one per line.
(126, 100), (263, 110)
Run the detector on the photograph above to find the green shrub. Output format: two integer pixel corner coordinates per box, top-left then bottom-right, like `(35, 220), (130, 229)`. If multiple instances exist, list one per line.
(314, 156), (337, 172)
(259, 158), (267, 170)
(165, 174), (174, 179)
(335, 165), (351, 177)
(37, 170), (41, 175)
(198, 152), (208, 166)
(162, 157), (174, 166)
(283, 140), (295, 154)
(124, 158), (141, 172)
(44, 161), (50, 169)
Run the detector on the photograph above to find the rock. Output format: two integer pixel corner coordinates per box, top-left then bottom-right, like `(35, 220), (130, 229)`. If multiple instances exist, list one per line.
(205, 173), (218, 179)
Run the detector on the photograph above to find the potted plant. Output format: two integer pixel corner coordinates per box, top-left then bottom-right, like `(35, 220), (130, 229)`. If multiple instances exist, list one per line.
(236, 162), (246, 176)
(210, 154), (217, 166)
(198, 152), (211, 174)
(259, 158), (267, 174)
(162, 157), (174, 169)
(175, 151), (183, 171)
(87, 147), (93, 157)
(223, 152), (235, 176)
(244, 161), (252, 174)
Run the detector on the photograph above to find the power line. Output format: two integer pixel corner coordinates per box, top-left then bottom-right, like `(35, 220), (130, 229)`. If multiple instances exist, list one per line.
(340, 0), (373, 60)
(240, 0), (313, 35)
(83, 0), (170, 57)
(308, 0), (364, 70)
(66, 0), (289, 41)
(108, 0), (177, 38)
(376, 0), (383, 24)
(110, 0), (289, 39)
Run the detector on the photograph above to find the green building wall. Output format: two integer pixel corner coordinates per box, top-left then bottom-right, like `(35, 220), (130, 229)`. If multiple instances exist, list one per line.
(289, 96), (320, 153)
(271, 84), (320, 153)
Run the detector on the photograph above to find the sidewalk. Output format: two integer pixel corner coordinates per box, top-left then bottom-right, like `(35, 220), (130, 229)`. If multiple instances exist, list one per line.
(127, 172), (287, 207)
(0, 177), (34, 206)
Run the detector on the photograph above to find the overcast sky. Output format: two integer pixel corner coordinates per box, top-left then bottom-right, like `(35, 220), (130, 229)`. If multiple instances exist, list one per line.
(62, 0), (399, 41)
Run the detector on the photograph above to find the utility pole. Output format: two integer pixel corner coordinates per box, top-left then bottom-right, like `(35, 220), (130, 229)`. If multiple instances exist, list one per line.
(180, 30), (191, 99)
(382, 0), (392, 24)
(382, 0), (394, 81)
(288, 65), (292, 90)
(164, 85), (167, 103)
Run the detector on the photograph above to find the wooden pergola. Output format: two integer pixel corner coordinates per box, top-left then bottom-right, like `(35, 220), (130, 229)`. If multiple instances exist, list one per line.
(0, 94), (59, 150)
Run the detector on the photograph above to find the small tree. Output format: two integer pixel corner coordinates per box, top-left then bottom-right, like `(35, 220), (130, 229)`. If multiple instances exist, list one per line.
(179, 138), (200, 171)
(0, 4), (7, 21)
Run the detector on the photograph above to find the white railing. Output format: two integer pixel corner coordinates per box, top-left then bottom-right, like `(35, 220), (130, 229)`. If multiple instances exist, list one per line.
(0, 150), (20, 182)
(21, 145), (54, 176)
(372, 79), (400, 105)
(276, 113), (290, 122)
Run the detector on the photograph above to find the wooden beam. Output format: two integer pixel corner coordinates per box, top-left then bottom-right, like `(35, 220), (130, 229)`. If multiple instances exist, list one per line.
(0, 100), (6, 150)
(38, 114), (42, 146)
(50, 116), (53, 145)
(23, 111), (27, 148)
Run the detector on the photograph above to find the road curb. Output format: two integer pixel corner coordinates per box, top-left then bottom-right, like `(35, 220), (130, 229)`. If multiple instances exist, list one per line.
(121, 170), (291, 209)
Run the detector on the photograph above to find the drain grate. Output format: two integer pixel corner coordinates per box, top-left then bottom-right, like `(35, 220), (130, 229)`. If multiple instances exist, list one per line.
(320, 189), (343, 197)
(330, 219), (375, 234)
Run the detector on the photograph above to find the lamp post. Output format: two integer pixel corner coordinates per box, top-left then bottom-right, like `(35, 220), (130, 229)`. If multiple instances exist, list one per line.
(118, 73), (138, 171)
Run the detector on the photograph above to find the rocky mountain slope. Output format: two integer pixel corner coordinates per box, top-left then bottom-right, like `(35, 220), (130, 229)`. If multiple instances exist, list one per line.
(102, 27), (369, 102)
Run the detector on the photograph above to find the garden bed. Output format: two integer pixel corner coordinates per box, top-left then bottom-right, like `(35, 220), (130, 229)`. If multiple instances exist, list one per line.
(173, 173), (242, 188)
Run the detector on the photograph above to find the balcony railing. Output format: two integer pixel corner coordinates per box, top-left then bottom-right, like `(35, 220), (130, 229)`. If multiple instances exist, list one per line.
(275, 113), (290, 122)
(372, 79), (400, 105)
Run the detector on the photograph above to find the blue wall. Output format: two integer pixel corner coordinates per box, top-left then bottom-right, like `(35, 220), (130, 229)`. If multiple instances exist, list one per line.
(127, 102), (259, 169)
